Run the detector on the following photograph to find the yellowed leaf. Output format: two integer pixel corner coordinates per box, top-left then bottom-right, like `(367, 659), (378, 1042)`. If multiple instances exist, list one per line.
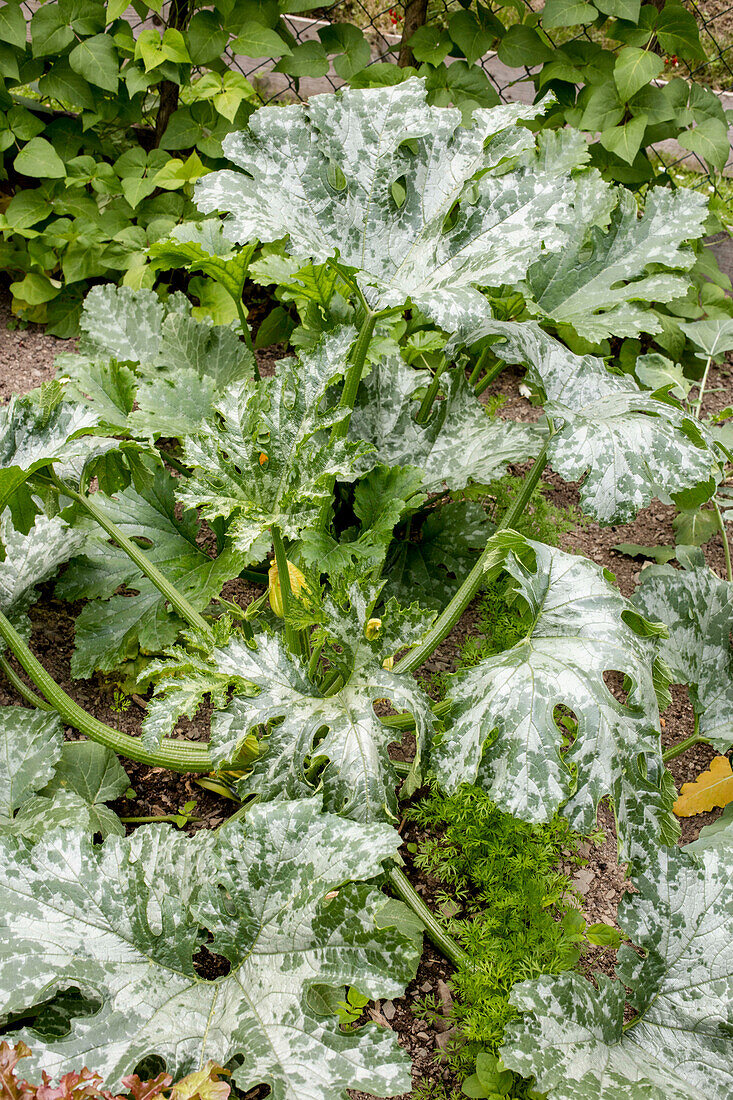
(170, 1061), (230, 1100)
(673, 755), (733, 817)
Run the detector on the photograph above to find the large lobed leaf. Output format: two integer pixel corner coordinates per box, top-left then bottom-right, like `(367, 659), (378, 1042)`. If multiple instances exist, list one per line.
(56, 458), (244, 677)
(146, 596), (434, 822)
(195, 78), (580, 333)
(349, 356), (540, 494)
(0, 392), (110, 524)
(633, 546), (733, 751)
(524, 183), (708, 341)
(459, 321), (719, 523)
(501, 838), (733, 1099)
(433, 535), (673, 854)
(0, 800), (420, 1098)
(60, 286), (254, 442)
(179, 328), (374, 561)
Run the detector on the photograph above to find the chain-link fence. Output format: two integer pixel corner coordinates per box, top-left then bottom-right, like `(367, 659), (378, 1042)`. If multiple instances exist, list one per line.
(222, 0), (733, 198)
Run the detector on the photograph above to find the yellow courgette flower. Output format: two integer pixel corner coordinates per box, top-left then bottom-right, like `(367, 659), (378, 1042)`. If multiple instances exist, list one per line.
(268, 559), (310, 617)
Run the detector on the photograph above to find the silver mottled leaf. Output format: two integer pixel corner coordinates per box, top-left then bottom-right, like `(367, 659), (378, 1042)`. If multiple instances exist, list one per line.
(462, 321), (718, 524)
(633, 549), (733, 751)
(0, 708), (124, 840)
(433, 536), (670, 853)
(1, 801), (419, 1098)
(502, 842), (733, 1099)
(524, 184), (708, 341)
(0, 512), (85, 641)
(179, 328), (374, 561)
(0, 707), (64, 821)
(0, 394), (106, 515)
(195, 79), (577, 333)
(350, 356), (540, 494)
(150, 621), (432, 822)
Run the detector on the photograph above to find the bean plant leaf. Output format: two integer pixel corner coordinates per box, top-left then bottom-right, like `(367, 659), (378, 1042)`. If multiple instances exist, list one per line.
(433, 535), (672, 853)
(0, 512), (85, 641)
(150, 220), (256, 304)
(633, 547), (733, 750)
(524, 186), (708, 341)
(146, 602), (433, 821)
(463, 322), (719, 523)
(350, 357), (540, 494)
(1, 801), (420, 1097)
(179, 328), (374, 561)
(0, 708), (125, 840)
(56, 459), (244, 677)
(195, 78), (579, 333)
(501, 841), (733, 1099)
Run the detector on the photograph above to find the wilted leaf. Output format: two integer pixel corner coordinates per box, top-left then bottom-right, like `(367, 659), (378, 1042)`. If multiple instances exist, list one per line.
(674, 755), (733, 817)
(0, 801), (420, 1098)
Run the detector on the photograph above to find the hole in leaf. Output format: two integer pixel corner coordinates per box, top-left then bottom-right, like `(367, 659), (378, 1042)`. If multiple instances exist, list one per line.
(391, 176), (407, 208)
(553, 705), (577, 747)
(192, 942), (231, 979)
(0, 986), (102, 1041)
(603, 670), (629, 706)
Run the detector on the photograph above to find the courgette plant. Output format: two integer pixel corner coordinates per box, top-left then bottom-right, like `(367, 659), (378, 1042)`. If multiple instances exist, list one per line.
(0, 79), (731, 1099)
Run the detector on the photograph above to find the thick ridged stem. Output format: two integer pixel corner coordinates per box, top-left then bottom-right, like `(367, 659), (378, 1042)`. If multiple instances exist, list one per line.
(662, 721), (705, 763)
(388, 867), (469, 968)
(394, 441), (551, 675)
(50, 473), (214, 646)
(0, 608), (213, 771)
(0, 654), (53, 711)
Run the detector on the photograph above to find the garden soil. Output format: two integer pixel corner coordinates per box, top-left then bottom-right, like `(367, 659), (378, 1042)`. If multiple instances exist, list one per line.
(0, 284), (730, 1098)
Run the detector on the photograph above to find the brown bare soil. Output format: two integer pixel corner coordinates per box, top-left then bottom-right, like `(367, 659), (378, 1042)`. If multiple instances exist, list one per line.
(0, 285), (730, 1098)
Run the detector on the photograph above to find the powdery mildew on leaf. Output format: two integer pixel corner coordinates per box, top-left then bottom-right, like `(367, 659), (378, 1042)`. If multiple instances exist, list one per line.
(524, 184), (708, 341)
(195, 78), (578, 333)
(0, 801), (419, 1098)
(433, 537), (670, 851)
(501, 841), (733, 1099)
(350, 357), (540, 494)
(179, 328), (374, 561)
(460, 321), (718, 523)
(633, 548), (733, 751)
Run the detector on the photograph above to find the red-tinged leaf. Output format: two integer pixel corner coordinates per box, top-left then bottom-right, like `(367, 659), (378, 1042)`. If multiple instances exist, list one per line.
(120, 1076), (172, 1100)
(0, 1041), (32, 1100)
